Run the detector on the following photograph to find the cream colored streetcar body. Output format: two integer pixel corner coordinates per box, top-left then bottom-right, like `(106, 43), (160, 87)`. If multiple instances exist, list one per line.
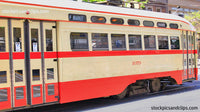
(0, 0), (198, 110)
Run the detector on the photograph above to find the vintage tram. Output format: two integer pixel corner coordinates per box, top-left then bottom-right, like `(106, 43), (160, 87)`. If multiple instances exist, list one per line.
(0, 0), (198, 110)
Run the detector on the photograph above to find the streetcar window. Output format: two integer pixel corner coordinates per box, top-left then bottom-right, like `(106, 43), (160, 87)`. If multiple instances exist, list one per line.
(47, 68), (54, 80)
(33, 86), (41, 97)
(32, 69), (40, 81)
(46, 29), (53, 51)
(48, 84), (55, 95)
(69, 14), (86, 22)
(92, 33), (108, 51)
(111, 34), (126, 50)
(170, 23), (178, 29)
(158, 36), (168, 49)
(110, 18), (124, 25)
(15, 87), (24, 99)
(31, 29), (39, 52)
(157, 22), (167, 28)
(70, 32), (88, 51)
(170, 36), (180, 49)
(0, 71), (7, 84)
(0, 89), (8, 102)
(144, 35), (156, 50)
(91, 16), (106, 23)
(128, 19), (140, 26)
(13, 28), (22, 52)
(0, 27), (5, 52)
(15, 70), (23, 82)
(129, 35), (142, 50)
(143, 21), (154, 27)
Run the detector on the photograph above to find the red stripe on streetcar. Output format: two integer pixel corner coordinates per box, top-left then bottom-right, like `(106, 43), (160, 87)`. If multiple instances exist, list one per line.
(0, 50), (198, 60)
(13, 52), (24, 59)
(58, 69), (183, 103)
(0, 52), (9, 59)
(30, 52), (41, 59)
(44, 52), (57, 58)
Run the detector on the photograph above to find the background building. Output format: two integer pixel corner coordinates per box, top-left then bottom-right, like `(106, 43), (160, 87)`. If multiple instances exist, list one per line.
(145, 0), (168, 13)
(168, 0), (200, 17)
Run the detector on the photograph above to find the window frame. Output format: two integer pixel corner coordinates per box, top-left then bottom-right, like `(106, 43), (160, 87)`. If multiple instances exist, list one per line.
(143, 20), (154, 27)
(70, 32), (89, 51)
(111, 34), (126, 50)
(169, 23), (179, 29)
(158, 35), (169, 50)
(144, 35), (156, 50)
(157, 22), (167, 28)
(92, 33), (109, 51)
(91, 16), (106, 23)
(128, 34), (142, 50)
(128, 19), (140, 26)
(110, 18), (124, 25)
(170, 36), (180, 49)
(68, 14), (87, 22)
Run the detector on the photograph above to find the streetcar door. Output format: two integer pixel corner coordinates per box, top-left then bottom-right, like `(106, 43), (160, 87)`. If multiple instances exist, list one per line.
(43, 22), (59, 103)
(12, 19), (27, 108)
(182, 31), (195, 81)
(28, 21), (59, 105)
(188, 33), (196, 79)
(0, 18), (12, 110)
(183, 31), (188, 80)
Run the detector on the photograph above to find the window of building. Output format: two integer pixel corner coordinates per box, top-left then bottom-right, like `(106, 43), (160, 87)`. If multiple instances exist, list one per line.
(144, 35), (156, 50)
(46, 29), (53, 51)
(69, 14), (86, 22)
(111, 34), (126, 50)
(147, 7), (153, 11)
(156, 7), (162, 12)
(170, 36), (180, 49)
(170, 23), (179, 29)
(15, 87), (24, 99)
(92, 33), (108, 51)
(48, 84), (55, 96)
(15, 70), (23, 82)
(0, 89), (8, 102)
(110, 18), (124, 25)
(70, 32), (88, 51)
(32, 69), (40, 81)
(13, 28), (22, 52)
(47, 68), (54, 80)
(33, 86), (41, 97)
(143, 21), (154, 27)
(157, 22), (167, 28)
(128, 19), (140, 26)
(31, 29), (39, 52)
(0, 27), (5, 52)
(91, 16), (106, 23)
(129, 35), (142, 50)
(158, 36), (168, 49)
(0, 71), (7, 84)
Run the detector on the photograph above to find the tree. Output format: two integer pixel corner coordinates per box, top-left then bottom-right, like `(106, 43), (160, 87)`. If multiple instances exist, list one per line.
(133, 0), (148, 9)
(185, 11), (200, 32)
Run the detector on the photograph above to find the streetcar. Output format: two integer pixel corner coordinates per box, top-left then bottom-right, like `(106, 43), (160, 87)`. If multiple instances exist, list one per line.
(0, 0), (198, 111)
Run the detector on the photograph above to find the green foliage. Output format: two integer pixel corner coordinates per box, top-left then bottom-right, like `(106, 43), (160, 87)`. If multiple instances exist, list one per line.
(134, 0), (148, 9)
(185, 11), (200, 32)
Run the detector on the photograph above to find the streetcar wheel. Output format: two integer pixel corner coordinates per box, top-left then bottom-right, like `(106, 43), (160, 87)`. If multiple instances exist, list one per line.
(112, 88), (128, 99)
(149, 79), (161, 92)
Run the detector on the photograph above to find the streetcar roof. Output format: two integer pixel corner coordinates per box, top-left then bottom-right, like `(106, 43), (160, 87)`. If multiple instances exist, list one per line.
(1, 0), (196, 31)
